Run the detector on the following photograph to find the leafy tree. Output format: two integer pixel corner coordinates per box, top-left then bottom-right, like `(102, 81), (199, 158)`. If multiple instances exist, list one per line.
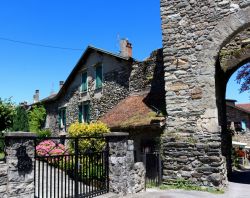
(236, 63), (250, 93)
(0, 98), (15, 132)
(28, 105), (46, 132)
(12, 106), (29, 131)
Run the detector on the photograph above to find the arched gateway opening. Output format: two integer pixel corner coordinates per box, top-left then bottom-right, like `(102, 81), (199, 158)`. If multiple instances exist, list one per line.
(217, 29), (250, 179)
(160, 1), (250, 189)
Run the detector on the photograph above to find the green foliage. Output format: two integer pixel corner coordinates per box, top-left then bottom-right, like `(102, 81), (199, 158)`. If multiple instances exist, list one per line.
(36, 129), (52, 139)
(0, 152), (4, 161)
(59, 156), (106, 183)
(0, 98), (15, 132)
(12, 106), (29, 131)
(68, 122), (110, 152)
(28, 105), (46, 132)
(0, 132), (4, 153)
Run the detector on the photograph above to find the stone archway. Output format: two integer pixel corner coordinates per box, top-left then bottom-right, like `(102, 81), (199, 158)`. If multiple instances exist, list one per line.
(160, 1), (250, 189)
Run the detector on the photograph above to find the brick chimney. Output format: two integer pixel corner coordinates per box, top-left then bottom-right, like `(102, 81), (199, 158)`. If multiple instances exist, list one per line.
(59, 81), (64, 89)
(33, 90), (39, 103)
(120, 39), (132, 58)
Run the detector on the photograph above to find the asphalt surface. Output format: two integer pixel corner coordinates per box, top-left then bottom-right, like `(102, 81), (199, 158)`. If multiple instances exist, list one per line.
(121, 168), (250, 198)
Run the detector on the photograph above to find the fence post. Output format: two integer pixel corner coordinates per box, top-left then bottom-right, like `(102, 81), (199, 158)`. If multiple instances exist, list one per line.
(74, 137), (79, 197)
(104, 132), (145, 196)
(4, 132), (37, 198)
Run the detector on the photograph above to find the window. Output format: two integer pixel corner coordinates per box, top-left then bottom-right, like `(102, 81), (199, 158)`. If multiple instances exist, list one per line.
(241, 120), (247, 132)
(95, 65), (103, 89)
(58, 107), (66, 129)
(78, 103), (90, 123)
(81, 72), (88, 92)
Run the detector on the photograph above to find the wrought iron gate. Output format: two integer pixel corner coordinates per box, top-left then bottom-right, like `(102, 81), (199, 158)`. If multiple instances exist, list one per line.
(34, 137), (109, 198)
(142, 152), (162, 187)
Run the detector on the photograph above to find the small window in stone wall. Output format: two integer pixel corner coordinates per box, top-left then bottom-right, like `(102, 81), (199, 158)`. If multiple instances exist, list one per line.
(81, 72), (88, 92)
(95, 64), (103, 89)
(78, 103), (90, 123)
(58, 107), (66, 130)
(241, 120), (247, 132)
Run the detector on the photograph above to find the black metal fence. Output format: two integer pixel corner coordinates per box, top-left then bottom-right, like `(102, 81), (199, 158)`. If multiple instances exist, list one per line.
(35, 137), (109, 198)
(139, 152), (162, 187)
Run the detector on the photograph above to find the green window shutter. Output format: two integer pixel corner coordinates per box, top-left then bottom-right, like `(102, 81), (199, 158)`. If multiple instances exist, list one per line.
(63, 108), (66, 127)
(81, 72), (87, 92)
(85, 104), (90, 123)
(96, 65), (102, 89)
(82, 104), (90, 123)
(78, 105), (83, 123)
(58, 111), (61, 128)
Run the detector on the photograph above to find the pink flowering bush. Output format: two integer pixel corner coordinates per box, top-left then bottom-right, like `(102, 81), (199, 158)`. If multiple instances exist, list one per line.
(36, 140), (68, 157)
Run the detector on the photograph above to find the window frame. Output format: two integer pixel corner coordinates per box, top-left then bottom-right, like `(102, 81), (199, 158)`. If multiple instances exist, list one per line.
(95, 64), (103, 89)
(59, 107), (66, 129)
(79, 102), (90, 123)
(81, 71), (88, 93)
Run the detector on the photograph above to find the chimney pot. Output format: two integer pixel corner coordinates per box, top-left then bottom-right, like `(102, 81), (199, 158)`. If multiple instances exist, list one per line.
(120, 39), (132, 58)
(33, 90), (40, 103)
(59, 81), (64, 89)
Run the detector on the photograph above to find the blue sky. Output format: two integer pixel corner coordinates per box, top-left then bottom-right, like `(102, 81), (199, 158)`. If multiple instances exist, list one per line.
(0, 0), (248, 104)
(0, 0), (162, 104)
(226, 70), (249, 103)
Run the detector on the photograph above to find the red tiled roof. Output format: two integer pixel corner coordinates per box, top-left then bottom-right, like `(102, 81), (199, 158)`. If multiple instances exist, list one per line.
(236, 103), (250, 113)
(99, 93), (164, 128)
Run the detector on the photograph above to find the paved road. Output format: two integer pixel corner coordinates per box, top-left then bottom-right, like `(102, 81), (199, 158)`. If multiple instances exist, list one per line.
(122, 169), (250, 198)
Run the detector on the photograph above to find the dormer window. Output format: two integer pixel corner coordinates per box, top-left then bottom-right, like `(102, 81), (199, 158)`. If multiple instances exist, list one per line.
(95, 65), (103, 89)
(81, 72), (88, 92)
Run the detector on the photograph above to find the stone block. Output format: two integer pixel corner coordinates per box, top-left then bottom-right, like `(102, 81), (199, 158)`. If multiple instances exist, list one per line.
(167, 82), (189, 91)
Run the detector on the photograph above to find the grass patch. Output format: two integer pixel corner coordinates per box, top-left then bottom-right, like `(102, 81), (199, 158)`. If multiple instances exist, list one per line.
(157, 180), (224, 194)
(159, 184), (224, 194)
(146, 181), (159, 188)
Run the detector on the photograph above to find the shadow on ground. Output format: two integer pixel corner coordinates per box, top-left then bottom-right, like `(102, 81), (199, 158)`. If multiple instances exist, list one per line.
(229, 168), (250, 184)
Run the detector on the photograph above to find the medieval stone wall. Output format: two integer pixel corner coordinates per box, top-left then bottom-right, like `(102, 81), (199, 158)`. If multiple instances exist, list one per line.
(161, 0), (250, 189)
(130, 49), (164, 93)
(220, 28), (250, 71)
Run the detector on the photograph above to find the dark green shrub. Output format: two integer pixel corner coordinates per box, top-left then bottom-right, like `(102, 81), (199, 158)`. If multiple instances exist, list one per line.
(36, 129), (52, 139)
(12, 106), (29, 131)
(0, 98), (15, 132)
(29, 105), (46, 132)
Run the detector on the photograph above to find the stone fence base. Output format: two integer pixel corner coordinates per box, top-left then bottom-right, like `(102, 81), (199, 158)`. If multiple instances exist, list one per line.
(0, 132), (36, 198)
(105, 132), (146, 196)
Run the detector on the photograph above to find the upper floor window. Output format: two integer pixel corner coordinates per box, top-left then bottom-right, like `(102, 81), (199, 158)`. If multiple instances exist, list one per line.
(81, 72), (88, 92)
(58, 107), (66, 130)
(79, 103), (90, 123)
(95, 65), (103, 89)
